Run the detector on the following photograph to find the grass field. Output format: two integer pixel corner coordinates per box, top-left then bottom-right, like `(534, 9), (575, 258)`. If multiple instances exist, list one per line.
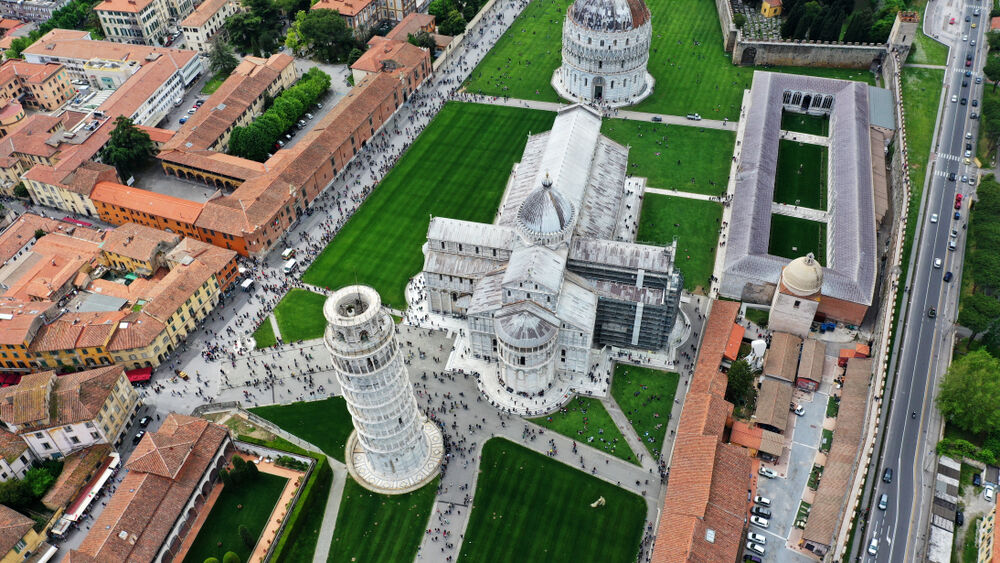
(303, 102), (555, 309)
(328, 476), (438, 563)
(780, 112), (829, 136)
(773, 140), (827, 210)
(460, 439), (646, 563)
(529, 396), (638, 464)
(273, 289), (328, 342)
(251, 397), (353, 462)
(201, 72), (228, 94)
(635, 194), (722, 293)
(463, 0), (874, 116)
(769, 215), (826, 264)
(610, 364), (679, 459)
(600, 119), (733, 195)
(907, 0), (949, 66)
(182, 472), (287, 563)
(252, 319), (277, 349)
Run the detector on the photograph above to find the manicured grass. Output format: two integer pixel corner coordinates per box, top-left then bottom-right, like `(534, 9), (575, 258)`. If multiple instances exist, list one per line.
(460, 439), (646, 563)
(780, 111), (829, 136)
(963, 516), (981, 562)
(744, 308), (769, 327)
(820, 428), (833, 453)
(201, 72), (228, 94)
(182, 472), (287, 563)
(773, 140), (827, 210)
(826, 396), (839, 418)
(273, 289), (328, 342)
(251, 397), (353, 462)
(907, 0), (949, 66)
(303, 102), (556, 309)
(611, 364), (679, 460)
(635, 194), (722, 293)
(463, 0), (874, 116)
(252, 319), (276, 349)
(328, 476), (438, 563)
(600, 118), (733, 195)
(768, 214), (826, 264)
(529, 396), (638, 464)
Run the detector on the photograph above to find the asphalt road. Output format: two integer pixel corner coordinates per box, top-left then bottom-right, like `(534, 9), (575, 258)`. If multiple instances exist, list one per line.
(862, 4), (985, 560)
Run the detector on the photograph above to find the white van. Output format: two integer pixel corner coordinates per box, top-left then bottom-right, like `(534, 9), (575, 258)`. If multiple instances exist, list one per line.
(240, 278), (255, 292)
(281, 248), (296, 260)
(282, 259), (298, 274)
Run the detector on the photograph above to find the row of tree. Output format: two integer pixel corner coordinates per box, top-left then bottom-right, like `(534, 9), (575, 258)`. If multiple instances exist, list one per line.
(285, 9), (361, 63)
(937, 349), (1000, 464)
(776, 0), (903, 43)
(228, 67), (331, 162)
(5, 0), (103, 59)
(428, 0), (477, 36)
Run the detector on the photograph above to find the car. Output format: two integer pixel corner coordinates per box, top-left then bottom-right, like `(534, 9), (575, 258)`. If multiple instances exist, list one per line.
(275, 140), (284, 149)
(952, 95), (959, 103)
(973, 99), (980, 107)
(883, 467), (894, 483)
(962, 175), (969, 183)
(977, 76), (983, 84)
(176, 370), (189, 380)
(285, 133), (292, 140)
(966, 70), (973, 77)
(948, 172), (957, 181)
(195, 99), (205, 107)
(751, 505), (772, 518)
(956, 194), (964, 209)
(963, 80), (969, 87)
(961, 98), (968, 105)
(792, 404), (805, 416)
(963, 34), (969, 41)
(973, 22), (978, 28)
(745, 541), (765, 556)
(967, 59), (973, 67)
(747, 532), (767, 545)
(965, 149), (972, 157)
(967, 15), (972, 22)
(298, 119), (307, 127)
(930, 213), (939, 223)
(986, 485), (995, 502)
(944, 271), (954, 282)
(743, 556), (762, 563)
(934, 258), (943, 269)
(759, 467), (777, 479)
(967, 131), (973, 139)
(179, 116), (188, 124)
(950, 17), (956, 24)
(955, 211), (962, 220)
(878, 493), (888, 510)
(686, 113), (702, 120)
(951, 229), (959, 238)
(305, 112), (314, 120)
(973, 39), (978, 46)
(965, 157), (972, 164)
(187, 107), (197, 114)
(974, 473), (982, 486)
(315, 102), (323, 109)
(868, 537), (879, 555)
(651, 116), (662, 122)
(138, 416), (151, 427)
(976, 8), (981, 16)
(972, 112), (980, 119)
(132, 430), (146, 445)
(928, 307), (937, 318)
(957, 510), (965, 526)
(750, 515), (769, 528)
(754, 495), (771, 507)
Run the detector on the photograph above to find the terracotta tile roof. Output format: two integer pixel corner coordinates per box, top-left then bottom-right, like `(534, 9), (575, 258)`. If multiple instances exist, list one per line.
(728, 419), (761, 450)
(763, 332), (801, 383)
(41, 443), (111, 510)
(157, 148), (267, 181)
(992, 16), (1000, 31)
(91, 181), (204, 225)
(796, 338), (825, 384)
(312, 0), (376, 17)
(802, 358), (871, 548)
(0, 371), (54, 425)
(385, 13), (436, 41)
(28, 311), (125, 353)
(0, 428), (27, 463)
(0, 60), (62, 86)
(102, 223), (181, 263)
(181, 0), (233, 27)
(0, 504), (34, 554)
(47, 365), (126, 428)
(723, 322), (743, 361)
(689, 301), (741, 397)
(675, 392), (731, 438)
(752, 379), (792, 433)
(2, 232), (102, 302)
(94, 0), (155, 14)
(134, 125), (175, 145)
(106, 311), (165, 352)
(759, 429), (783, 457)
(0, 214), (56, 264)
(140, 261), (214, 323)
(72, 414), (229, 562)
(0, 297), (54, 346)
(352, 36), (429, 74)
(165, 237), (237, 278)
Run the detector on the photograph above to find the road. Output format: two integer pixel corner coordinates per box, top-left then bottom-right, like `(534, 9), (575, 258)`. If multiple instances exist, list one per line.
(861, 2), (984, 560)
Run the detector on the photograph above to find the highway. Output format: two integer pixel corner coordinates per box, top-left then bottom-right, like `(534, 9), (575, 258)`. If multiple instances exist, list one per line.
(861, 2), (985, 560)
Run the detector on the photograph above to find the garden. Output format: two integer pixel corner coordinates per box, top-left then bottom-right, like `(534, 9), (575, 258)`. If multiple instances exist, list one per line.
(635, 194), (723, 293)
(768, 214), (827, 264)
(610, 364), (680, 459)
(529, 396), (638, 464)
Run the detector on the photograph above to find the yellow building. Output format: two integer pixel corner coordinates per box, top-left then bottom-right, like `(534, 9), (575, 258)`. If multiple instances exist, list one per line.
(101, 223), (181, 276)
(761, 0), (782, 18)
(22, 162), (120, 219)
(979, 502), (1000, 562)
(28, 311), (123, 371)
(0, 504), (44, 562)
(142, 261), (220, 348)
(0, 299), (54, 375)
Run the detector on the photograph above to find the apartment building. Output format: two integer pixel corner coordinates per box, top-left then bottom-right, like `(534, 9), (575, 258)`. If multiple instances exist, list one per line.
(180, 0), (240, 54)
(94, 0), (173, 46)
(23, 162), (120, 217)
(312, 0), (380, 32)
(0, 429), (33, 482)
(0, 0), (70, 22)
(91, 181), (204, 238)
(0, 366), (140, 459)
(0, 60), (74, 112)
(102, 222), (181, 275)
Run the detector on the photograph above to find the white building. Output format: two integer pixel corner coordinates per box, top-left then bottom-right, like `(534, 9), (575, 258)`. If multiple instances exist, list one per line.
(553, 0), (654, 107)
(769, 254), (823, 338)
(180, 0), (240, 54)
(94, 0), (175, 46)
(323, 285), (443, 494)
(0, 429), (35, 482)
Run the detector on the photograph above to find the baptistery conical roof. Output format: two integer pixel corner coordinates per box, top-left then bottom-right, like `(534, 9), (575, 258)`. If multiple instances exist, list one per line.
(517, 175), (574, 237)
(569, 0), (650, 32)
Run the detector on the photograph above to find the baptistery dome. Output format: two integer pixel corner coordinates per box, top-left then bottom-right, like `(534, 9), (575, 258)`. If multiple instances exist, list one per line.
(569, 0), (650, 32)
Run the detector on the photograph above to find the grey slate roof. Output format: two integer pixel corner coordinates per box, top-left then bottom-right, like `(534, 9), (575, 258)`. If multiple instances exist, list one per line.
(867, 85), (896, 131)
(569, 237), (675, 274)
(557, 273), (598, 331)
(423, 251), (504, 278)
(427, 218), (516, 250)
(502, 245), (566, 294)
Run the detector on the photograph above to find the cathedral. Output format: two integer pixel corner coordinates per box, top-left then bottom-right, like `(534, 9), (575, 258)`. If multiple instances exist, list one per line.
(420, 104), (683, 397)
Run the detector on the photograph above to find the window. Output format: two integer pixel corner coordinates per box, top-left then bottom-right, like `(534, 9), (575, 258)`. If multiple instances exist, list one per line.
(91, 432), (100, 439)
(41, 442), (51, 450)
(70, 436), (80, 444)
(793, 300), (801, 309)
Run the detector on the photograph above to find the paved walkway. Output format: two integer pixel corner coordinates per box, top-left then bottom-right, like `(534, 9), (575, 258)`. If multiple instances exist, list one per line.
(771, 202), (830, 222)
(644, 186), (725, 202)
(267, 315), (281, 341)
(314, 461), (348, 563)
(904, 63), (948, 70)
(780, 130), (829, 146)
(709, 89), (751, 297)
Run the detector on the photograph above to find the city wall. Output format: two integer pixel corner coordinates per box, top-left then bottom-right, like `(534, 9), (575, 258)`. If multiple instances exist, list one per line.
(731, 34), (886, 68)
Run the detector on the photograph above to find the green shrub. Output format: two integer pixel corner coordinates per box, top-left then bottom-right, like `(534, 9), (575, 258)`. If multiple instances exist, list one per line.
(222, 552), (241, 563)
(270, 454), (332, 561)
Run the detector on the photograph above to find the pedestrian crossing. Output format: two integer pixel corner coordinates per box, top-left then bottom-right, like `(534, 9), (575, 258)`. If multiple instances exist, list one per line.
(937, 153), (961, 162)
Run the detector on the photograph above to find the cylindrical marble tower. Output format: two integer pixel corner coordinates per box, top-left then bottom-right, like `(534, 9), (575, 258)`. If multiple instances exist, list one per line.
(323, 285), (442, 493)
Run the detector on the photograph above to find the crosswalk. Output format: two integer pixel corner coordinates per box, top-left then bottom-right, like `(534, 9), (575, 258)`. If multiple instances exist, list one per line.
(937, 153), (961, 162)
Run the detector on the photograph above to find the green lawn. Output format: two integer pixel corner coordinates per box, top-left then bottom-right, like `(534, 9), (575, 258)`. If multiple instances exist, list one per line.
(303, 102), (555, 309)
(820, 428), (833, 453)
(745, 308), (769, 327)
(460, 439), (646, 563)
(463, 0), (874, 117)
(182, 472), (287, 563)
(780, 112), (829, 136)
(328, 476), (438, 563)
(529, 396), (638, 464)
(251, 397), (354, 462)
(826, 395), (839, 418)
(273, 289), (329, 342)
(768, 214), (827, 264)
(600, 119), (733, 195)
(635, 194), (722, 293)
(907, 0), (949, 66)
(201, 72), (228, 95)
(773, 140), (827, 210)
(610, 364), (679, 459)
(252, 319), (277, 349)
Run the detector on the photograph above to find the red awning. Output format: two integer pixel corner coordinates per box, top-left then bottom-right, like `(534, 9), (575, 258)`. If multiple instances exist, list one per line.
(723, 323), (745, 361)
(125, 367), (152, 383)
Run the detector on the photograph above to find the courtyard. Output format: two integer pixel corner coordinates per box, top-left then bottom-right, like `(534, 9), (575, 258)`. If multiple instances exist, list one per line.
(610, 364), (680, 459)
(635, 194), (722, 293)
(773, 140), (828, 210)
(780, 112), (829, 137)
(768, 214), (827, 264)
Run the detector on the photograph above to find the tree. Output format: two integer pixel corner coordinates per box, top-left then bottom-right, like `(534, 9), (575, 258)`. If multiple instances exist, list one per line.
(985, 56), (1000, 93)
(724, 359), (756, 407)
(348, 47), (364, 65)
(239, 525), (255, 549)
(439, 9), (467, 36)
(204, 559), (220, 563)
(732, 13), (747, 30)
(225, 0), (281, 56)
(817, 8), (845, 41)
(842, 8), (872, 43)
(988, 31), (1000, 51)
(274, 0), (309, 14)
(959, 293), (1000, 336)
(228, 125), (271, 162)
(427, 0), (449, 18)
(780, 4), (804, 38)
(408, 31), (436, 50)
(100, 116), (154, 181)
(13, 182), (28, 199)
(33, 229), (46, 239)
(296, 9), (357, 63)
(0, 480), (31, 510)
(222, 552), (241, 563)
(208, 36), (239, 76)
(937, 349), (1000, 435)
(24, 467), (56, 497)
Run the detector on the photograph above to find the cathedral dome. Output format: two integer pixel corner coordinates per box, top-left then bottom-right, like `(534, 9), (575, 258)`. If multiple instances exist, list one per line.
(516, 175), (575, 242)
(781, 253), (823, 296)
(568, 0), (650, 32)
(496, 310), (558, 349)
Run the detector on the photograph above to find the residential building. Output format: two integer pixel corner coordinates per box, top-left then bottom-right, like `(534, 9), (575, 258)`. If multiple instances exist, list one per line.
(0, 429), (34, 481)
(351, 35), (431, 84)
(311, 0), (380, 32)
(23, 162), (120, 217)
(27, 311), (125, 371)
(978, 501), (1000, 562)
(94, 0), (173, 46)
(0, 298), (56, 375)
(0, 232), (104, 302)
(180, 0), (240, 54)
(0, 504), (44, 561)
(0, 60), (74, 111)
(761, 0), (781, 17)
(0, 365), (140, 459)
(380, 0), (416, 23)
(101, 222), (181, 276)
(0, 0), (71, 22)
(139, 259), (219, 348)
(384, 13), (451, 52)
(41, 443), (111, 510)
(67, 414), (233, 562)
(91, 181), (204, 239)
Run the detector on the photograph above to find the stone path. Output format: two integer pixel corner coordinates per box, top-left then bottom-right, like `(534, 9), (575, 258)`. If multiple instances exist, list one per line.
(709, 89), (752, 298)
(780, 130), (829, 146)
(904, 63), (948, 70)
(267, 315), (281, 341)
(644, 186), (725, 202)
(313, 461), (348, 563)
(772, 202), (830, 222)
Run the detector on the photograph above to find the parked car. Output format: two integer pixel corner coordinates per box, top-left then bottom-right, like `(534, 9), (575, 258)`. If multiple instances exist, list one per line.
(750, 515), (769, 528)
(651, 116), (662, 122)
(747, 532), (767, 545)
(754, 495), (771, 507)
(883, 467), (893, 483)
(955, 211), (962, 220)
(138, 416), (151, 428)
(759, 467), (777, 479)
(305, 112), (314, 120)
(745, 541), (765, 556)
(973, 99), (979, 107)
(974, 473), (982, 486)
(928, 307), (936, 318)
(949, 240), (958, 251)
(686, 113), (702, 120)
(956, 194), (964, 209)
(985, 485), (995, 502)
(132, 430), (146, 445)
(957, 510), (965, 526)
(878, 493), (888, 510)
(751, 505), (771, 518)
(792, 404), (805, 416)
(179, 116), (188, 124)
(944, 271), (954, 283)
(195, 99), (205, 107)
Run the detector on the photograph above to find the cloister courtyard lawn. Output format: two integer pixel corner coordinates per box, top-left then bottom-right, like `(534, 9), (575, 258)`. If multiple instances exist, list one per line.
(780, 111), (829, 136)
(302, 102), (555, 309)
(600, 119), (734, 196)
(463, 0), (874, 117)
(768, 214), (827, 264)
(529, 396), (638, 464)
(273, 288), (329, 342)
(182, 472), (287, 563)
(251, 397), (353, 462)
(611, 364), (680, 459)
(252, 319), (276, 349)
(328, 476), (438, 563)
(635, 194), (722, 293)
(460, 439), (646, 563)
(773, 140), (827, 210)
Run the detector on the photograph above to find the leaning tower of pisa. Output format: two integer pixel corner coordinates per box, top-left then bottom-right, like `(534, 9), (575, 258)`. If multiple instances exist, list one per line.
(323, 285), (443, 494)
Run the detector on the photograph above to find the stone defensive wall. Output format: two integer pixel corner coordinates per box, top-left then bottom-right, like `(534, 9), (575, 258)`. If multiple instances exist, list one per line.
(731, 33), (886, 68)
